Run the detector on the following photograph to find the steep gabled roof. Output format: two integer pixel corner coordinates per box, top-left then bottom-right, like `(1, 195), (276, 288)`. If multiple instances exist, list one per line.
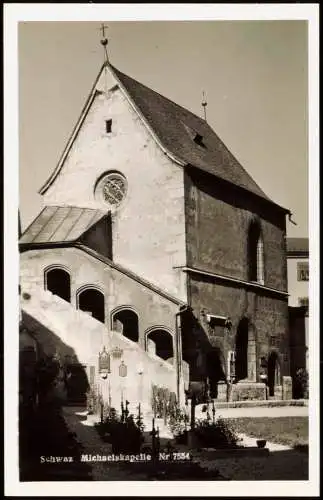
(39, 61), (289, 211)
(109, 64), (271, 203)
(19, 206), (107, 244)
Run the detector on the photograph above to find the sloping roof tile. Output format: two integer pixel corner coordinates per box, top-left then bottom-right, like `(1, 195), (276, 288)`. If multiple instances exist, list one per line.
(110, 64), (271, 202)
(19, 206), (106, 244)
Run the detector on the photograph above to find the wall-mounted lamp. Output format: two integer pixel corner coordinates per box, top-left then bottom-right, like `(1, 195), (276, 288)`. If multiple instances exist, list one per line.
(137, 362), (144, 375)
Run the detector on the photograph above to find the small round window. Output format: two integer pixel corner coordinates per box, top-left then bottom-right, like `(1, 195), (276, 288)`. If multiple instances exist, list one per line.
(96, 172), (127, 206)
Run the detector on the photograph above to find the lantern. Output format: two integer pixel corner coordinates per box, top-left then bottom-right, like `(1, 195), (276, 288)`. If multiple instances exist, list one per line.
(111, 346), (123, 359)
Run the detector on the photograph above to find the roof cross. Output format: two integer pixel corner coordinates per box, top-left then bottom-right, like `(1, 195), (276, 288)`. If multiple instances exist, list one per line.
(202, 91), (208, 122)
(99, 23), (109, 63)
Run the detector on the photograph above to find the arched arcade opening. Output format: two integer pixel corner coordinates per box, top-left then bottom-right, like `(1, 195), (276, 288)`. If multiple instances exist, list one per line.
(146, 328), (174, 363)
(111, 308), (139, 343)
(45, 267), (71, 303)
(77, 287), (105, 323)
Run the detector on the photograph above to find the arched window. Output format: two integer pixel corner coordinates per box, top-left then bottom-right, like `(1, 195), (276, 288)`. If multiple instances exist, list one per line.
(45, 267), (71, 302)
(248, 219), (264, 284)
(77, 287), (105, 323)
(146, 328), (174, 363)
(111, 308), (139, 343)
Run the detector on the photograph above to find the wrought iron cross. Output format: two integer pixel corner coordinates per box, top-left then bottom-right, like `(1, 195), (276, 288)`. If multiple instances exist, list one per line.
(202, 90), (208, 122)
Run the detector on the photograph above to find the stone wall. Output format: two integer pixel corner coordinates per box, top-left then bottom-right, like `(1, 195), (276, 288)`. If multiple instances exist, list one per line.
(188, 273), (290, 384)
(184, 168), (288, 291)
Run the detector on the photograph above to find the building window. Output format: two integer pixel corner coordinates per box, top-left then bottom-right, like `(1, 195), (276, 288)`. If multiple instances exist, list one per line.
(248, 219), (264, 284)
(193, 133), (206, 148)
(227, 350), (236, 380)
(270, 335), (280, 348)
(94, 171), (127, 207)
(298, 297), (309, 316)
(105, 119), (112, 133)
(297, 262), (309, 281)
(112, 308), (139, 343)
(298, 297), (309, 308)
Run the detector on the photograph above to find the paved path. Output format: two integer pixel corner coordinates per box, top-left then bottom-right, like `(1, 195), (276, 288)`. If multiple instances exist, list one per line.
(62, 406), (148, 480)
(196, 405), (308, 420)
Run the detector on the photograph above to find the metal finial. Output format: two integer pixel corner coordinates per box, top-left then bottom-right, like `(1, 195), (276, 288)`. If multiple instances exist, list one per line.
(202, 91), (207, 122)
(100, 23), (109, 63)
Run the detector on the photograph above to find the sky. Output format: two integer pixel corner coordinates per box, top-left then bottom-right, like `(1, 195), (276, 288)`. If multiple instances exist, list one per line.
(19, 20), (308, 236)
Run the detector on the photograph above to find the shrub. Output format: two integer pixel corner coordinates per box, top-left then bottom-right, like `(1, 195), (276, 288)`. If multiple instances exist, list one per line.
(36, 355), (60, 402)
(167, 403), (189, 441)
(151, 384), (178, 421)
(95, 404), (144, 453)
(110, 415), (144, 454)
(294, 368), (309, 399)
(194, 417), (240, 449)
(86, 385), (101, 415)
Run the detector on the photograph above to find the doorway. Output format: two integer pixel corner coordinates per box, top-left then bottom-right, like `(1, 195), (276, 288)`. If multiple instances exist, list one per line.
(206, 347), (226, 398)
(235, 318), (249, 381)
(267, 351), (281, 397)
(65, 364), (89, 405)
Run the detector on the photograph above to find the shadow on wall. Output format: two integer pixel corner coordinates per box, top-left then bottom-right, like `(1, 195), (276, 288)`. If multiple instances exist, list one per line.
(20, 310), (90, 406)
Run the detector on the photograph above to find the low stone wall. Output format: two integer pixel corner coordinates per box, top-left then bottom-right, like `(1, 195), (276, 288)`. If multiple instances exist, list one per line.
(212, 399), (308, 409)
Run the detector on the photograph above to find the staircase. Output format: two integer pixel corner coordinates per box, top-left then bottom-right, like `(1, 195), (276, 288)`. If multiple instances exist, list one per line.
(20, 285), (180, 428)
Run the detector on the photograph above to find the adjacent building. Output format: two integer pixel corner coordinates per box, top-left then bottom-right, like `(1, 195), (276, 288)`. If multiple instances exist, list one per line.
(287, 237), (309, 384)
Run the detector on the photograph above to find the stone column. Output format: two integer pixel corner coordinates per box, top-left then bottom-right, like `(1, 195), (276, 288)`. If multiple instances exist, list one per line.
(70, 278), (77, 308)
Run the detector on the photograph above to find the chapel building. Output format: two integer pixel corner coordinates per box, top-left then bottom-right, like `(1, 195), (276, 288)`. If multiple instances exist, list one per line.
(19, 61), (292, 408)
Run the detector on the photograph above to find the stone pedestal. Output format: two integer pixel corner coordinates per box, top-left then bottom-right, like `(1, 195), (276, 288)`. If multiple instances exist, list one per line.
(230, 381), (267, 401)
(282, 376), (293, 400)
(217, 381), (228, 402)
